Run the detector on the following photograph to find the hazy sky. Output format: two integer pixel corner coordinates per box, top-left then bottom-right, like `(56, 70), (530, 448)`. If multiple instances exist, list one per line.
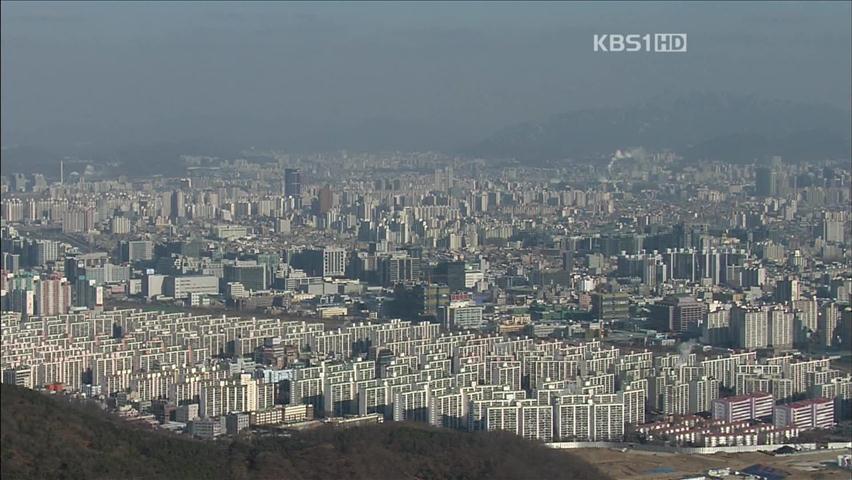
(2, 1), (850, 153)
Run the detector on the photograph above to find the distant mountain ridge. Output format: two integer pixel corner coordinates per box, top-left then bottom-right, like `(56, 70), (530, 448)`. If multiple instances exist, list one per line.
(3, 93), (849, 175)
(467, 92), (852, 164)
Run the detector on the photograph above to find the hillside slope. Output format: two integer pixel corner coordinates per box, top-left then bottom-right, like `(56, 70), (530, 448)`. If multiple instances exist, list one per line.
(468, 92), (852, 164)
(1, 385), (610, 480)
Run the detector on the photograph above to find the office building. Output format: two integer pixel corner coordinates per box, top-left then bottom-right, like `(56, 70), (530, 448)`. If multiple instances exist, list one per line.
(755, 166), (777, 197)
(120, 240), (154, 262)
(3, 366), (34, 389)
(190, 417), (223, 439)
(225, 412), (250, 435)
(439, 302), (484, 330)
(315, 186), (334, 215)
(143, 273), (166, 298)
(284, 168), (301, 198)
(649, 295), (707, 333)
(224, 263), (268, 292)
(170, 190), (185, 220)
(591, 292), (630, 322)
(431, 261), (466, 291)
(378, 253), (421, 286)
(163, 275), (219, 299)
(290, 247), (347, 278)
(213, 225), (248, 240)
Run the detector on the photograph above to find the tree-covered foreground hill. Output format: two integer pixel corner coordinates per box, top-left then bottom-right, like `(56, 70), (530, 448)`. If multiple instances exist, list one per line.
(1, 385), (611, 480)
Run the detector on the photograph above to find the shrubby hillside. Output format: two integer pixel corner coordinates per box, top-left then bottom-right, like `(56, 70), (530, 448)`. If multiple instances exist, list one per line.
(1, 385), (610, 480)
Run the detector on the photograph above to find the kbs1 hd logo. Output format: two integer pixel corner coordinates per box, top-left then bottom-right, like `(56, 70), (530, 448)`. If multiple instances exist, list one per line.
(593, 33), (687, 53)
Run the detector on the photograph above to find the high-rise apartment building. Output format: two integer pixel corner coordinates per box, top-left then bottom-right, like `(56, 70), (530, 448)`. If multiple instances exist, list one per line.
(688, 376), (720, 413)
(768, 307), (794, 349)
(34, 275), (72, 316)
(199, 373), (275, 418)
(731, 306), (769, 349)
(774, 398), (834, 430)
(819, 302), (840, 347)
(775, 277), (800, 303)
(711, 392), (774, 422)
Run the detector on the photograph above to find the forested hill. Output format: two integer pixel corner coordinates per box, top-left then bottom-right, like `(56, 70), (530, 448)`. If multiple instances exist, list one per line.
(1, 385), (610, 480)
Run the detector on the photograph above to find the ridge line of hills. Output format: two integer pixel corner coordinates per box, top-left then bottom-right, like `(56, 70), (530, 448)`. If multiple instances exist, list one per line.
(4, 92), (847, 176)
(465, 92), (852, 164)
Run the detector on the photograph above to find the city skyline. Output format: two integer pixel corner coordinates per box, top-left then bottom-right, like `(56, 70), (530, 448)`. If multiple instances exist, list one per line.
(2, 2), (851, 480)
(2, 2), (850, 156)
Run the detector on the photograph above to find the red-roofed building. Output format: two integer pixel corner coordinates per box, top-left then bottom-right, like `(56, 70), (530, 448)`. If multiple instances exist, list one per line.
(712, 392), (774, 422)
(774, 397), (834, 430)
